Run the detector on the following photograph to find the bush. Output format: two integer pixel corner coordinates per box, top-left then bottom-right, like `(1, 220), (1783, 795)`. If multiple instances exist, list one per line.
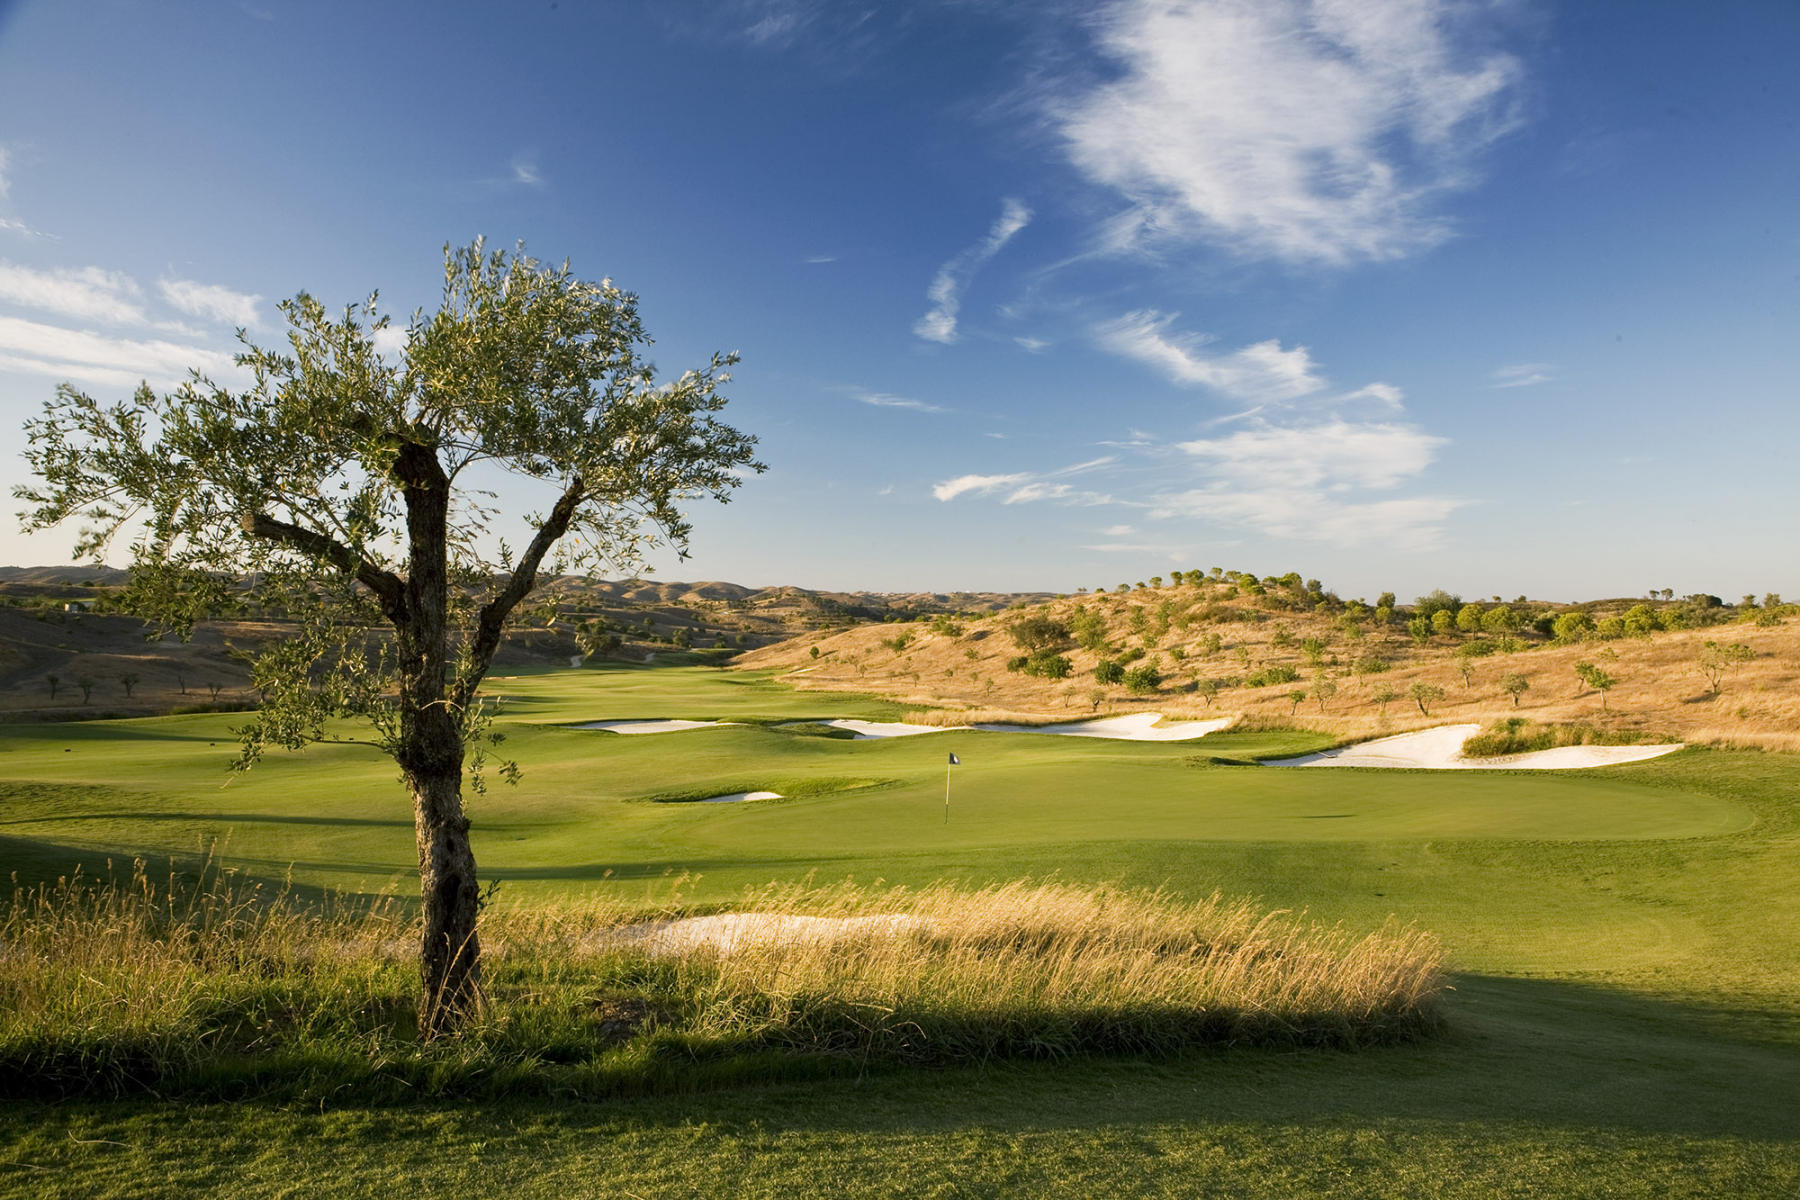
(1122, 663), (1163, 694)
(1008, 615), (1072, 654)
(1245, 664), (1300, 688)
(1094, 659), (1125, 685)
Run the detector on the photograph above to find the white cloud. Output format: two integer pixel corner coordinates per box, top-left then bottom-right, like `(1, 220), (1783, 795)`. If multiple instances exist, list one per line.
(0, 314), (239, 387)
(805, 254), (838, 264)
(1155, 486), (1457, 547)
(1080, 541), (1185, 557)
(854, 390), (947, 414)
(1491, 362), (1554, 388)
(1334, 381), (1406, 412)
(933, 472), (1031, 502)
(1177, 419), (1442, 490)
(914, 198), (1032, 344)
(1094, 309), (1325, 403)
(511, 156), (544, 187)
(1158, 416), (1454, 545)
(1103, 524), (1137, 536)
(0, 262), (146, 324)
(1014, 336), (1050, 353)
(933, 455), (1120, 506)
(158, 277), (262, 327)
(371, 324), (409, 357)
(1055, 0), (1521, 264)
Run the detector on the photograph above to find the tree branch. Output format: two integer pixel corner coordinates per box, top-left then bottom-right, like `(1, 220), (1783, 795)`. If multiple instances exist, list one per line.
(241, 512), (407, 622)
(455, 477), (585, 704)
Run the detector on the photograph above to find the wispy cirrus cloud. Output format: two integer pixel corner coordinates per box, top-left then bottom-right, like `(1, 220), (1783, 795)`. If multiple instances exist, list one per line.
(1491, 362), (1554, 388)
(914, 198), (1032, 344)
(0, 147), (52, 238)
(0, 313), (239, 388)
(932, 455), (1119, 506)
(158, 277), (262, 327)
(932, 472), (1032, 502)
(0, 262), (147, 325)
(1053, 0), (1522, 264)
(1093, 309), (1325, 404)
(854, 390), (948, 414)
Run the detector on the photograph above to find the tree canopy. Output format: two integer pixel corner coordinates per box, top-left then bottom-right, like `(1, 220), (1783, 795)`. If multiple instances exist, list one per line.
(16, 239), (764, 1029)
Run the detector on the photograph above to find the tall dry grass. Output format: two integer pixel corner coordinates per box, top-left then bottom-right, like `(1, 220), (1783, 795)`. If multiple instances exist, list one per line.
(635, 879), (1443, 1060)
(1, 865), (1442, 1099)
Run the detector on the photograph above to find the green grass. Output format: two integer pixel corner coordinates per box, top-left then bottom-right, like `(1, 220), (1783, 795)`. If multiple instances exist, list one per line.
(2, 662), (1798, 1197)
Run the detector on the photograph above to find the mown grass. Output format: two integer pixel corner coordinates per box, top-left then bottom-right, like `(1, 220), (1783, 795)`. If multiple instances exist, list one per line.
(0, 862), (1441, 1102)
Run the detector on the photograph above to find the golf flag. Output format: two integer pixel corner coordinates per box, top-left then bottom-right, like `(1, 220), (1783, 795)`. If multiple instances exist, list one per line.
(948, 753), (960, 765)
(944, 752), (959, 823)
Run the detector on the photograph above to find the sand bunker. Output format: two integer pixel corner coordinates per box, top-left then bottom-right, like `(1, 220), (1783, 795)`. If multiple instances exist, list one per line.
(808, 718), (968, 739)
(604, 912), (923, 956)
(1268, 724), (1685, 770)
(799, 713), (1232, 742)
(575, 719), (738, 735)
(696, 790), (782, 804)
(975, 713), (1234, 741)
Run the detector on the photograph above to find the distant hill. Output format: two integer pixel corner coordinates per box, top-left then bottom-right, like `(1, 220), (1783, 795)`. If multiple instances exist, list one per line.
(0, 568), (1054, 719)
(739, 574), (1799, 753)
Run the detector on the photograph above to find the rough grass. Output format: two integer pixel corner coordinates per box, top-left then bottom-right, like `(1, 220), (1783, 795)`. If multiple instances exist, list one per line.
(1460, 719), (1670, 758)
(0, 865), (1442, 1102)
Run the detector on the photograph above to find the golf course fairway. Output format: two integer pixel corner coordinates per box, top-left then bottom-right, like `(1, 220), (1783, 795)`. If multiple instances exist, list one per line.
(2, 664), (1796, 1197)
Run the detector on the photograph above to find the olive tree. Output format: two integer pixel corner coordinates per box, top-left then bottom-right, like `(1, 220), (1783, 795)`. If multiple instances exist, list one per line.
(16, 240), (762, 1033)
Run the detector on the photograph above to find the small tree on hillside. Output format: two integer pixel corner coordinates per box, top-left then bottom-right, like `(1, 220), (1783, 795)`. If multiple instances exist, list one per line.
(1409, 682), (1445, 716)
(1371, 682), (1400, 716)
(1501, 672), (1529, 707)
(1192, 677), (1219, 708)
(1287, 688), (1306, 716)
(1586, 666), (1617, 710)
(1311, 676), (1337, 713)
(77, 676), (95, 704)
(45, 673), (59, 700)
(17, 240), (762, 1034)
(120, 672), (140, 698)
(1697, 640), (1754, 696)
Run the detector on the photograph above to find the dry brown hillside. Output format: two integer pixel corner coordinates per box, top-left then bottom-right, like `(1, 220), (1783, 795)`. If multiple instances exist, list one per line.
(738, 579), (1800, 752)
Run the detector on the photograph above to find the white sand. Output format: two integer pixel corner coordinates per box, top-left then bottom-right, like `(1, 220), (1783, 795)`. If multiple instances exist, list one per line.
(696, 790), (783, 804)
(574, 719), (738, 735)
(975, 712), (1234, 741)
(1268, 724), (1685, 770)
(796, 712), (1231, 742)
(811, 718), (970, 738)
(605, 912), (923, 956)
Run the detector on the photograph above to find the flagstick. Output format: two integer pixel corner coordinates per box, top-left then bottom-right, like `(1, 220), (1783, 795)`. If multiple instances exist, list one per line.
(944, 760), (951, 824)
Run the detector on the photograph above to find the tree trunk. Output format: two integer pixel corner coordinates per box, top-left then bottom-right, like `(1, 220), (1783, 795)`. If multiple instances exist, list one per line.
(393, 437), (483, 1035)
(408, 740), (482, 1035)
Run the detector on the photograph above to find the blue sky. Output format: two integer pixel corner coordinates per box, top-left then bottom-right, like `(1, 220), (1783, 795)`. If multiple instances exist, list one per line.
(0, 0), (1794, 601)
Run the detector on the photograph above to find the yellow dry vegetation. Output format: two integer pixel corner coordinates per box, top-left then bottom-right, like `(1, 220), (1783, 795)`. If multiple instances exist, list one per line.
(739, 588), (1800, 751)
